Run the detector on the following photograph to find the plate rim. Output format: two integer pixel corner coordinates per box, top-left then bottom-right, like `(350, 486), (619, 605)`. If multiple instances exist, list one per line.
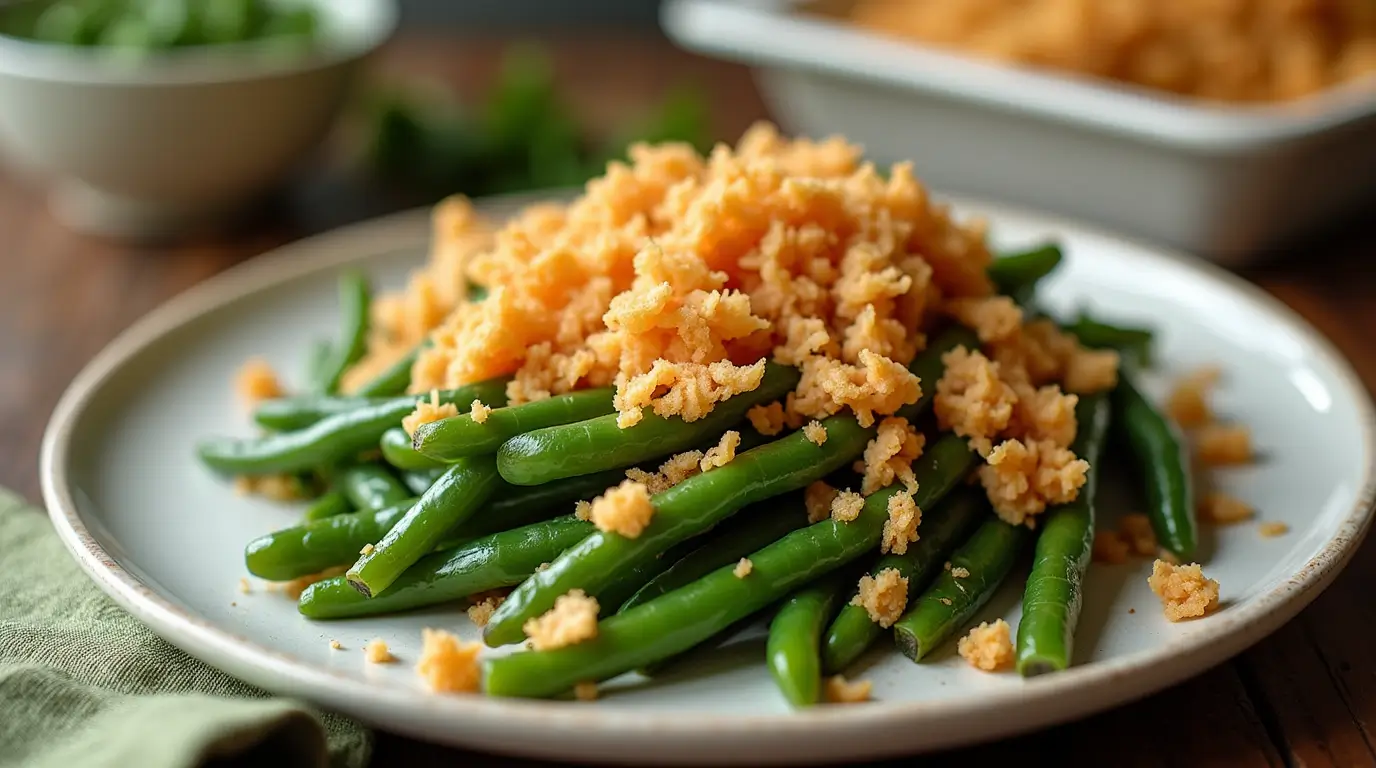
(39, 193), (1376, 763)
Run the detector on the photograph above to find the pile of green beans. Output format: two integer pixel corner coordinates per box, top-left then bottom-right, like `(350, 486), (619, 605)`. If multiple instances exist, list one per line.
(3, 0), (320, 52)
(204, 243), (1186, 704)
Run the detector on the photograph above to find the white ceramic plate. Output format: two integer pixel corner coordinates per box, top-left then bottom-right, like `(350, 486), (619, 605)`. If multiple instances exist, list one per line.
(41, 194), (1376, 765)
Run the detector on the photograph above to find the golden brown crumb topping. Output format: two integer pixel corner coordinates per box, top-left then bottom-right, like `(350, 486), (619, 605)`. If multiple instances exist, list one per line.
(469, 399), (492, 424)
(1166, 367), (1220, 428)
(589, 480), (656, 538)
(626, 450), (705, 494)
(852, 567), (909, 628)
(1147, 560), (1219, 622)
(805, 481), (840, 524)
(402, 390), (460, 437)
(830, 490), (865, 523)
(733, 558), (754, 578)
(574, 500), (593, 521)
(824, 675), (873, 704)
(416, 628), (482, 693)
(747, 402), (787, 436)
(329, 639), (343, 650)
(574, 681), (599, 701)
(950, 566), (970, 578)
(365, 639), (395, 664)
(235, 358), (284, 406)
(934, 347), (1016, 457)
(945, 296), (1023, 344)
(861, 417), (925, 495)
(1118, 514), (1159, 557)
(881, 490), (921, 555)
(232, 474), (309, 502)
(803, 420), (829, 446)
(957, 619), (1014, 672)
(360, 543), (375, 555)
(523, 589), (600, 650)
(1092, 531), (1131, 564)
(1200, 492), (1254, 525)
(978, 439), (1088, 525)
(1195, 424), (1254, 466)
(701, 431), (742, 471)
(466, 592), (507, 627)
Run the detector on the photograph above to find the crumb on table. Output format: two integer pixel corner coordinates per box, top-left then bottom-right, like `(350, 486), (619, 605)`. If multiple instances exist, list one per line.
(956, 619), (1015, 672)
(235, 358), (284, 406)
(1147, 560), (1220, 622)
(1118, 513), (1159, 557)
(237, 577), (251, 594)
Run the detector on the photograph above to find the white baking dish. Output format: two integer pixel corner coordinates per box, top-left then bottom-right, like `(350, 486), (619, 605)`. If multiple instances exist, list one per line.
(661, 0), (1376, 265)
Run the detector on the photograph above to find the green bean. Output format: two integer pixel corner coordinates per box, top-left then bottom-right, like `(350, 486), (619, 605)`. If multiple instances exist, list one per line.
(496, 363), (801, 486)
(1016, 393), (1111, 676)
(304, 340), (334, 395)
(1069, 314), (1154, 368)
(988, 243), (1063, 297)
(482, 435), (975, 698)
(198, 380), (509, 475)
(380, 427), (448, 471)
(353, 342), (427, 397)
(892, 516), (1029, 662)
(299, 515), (595, 619)
(1113, 372), (1195, 561)
(302, 490), (352, 522)
(821, 487), (987, 674)
(482, 414), (876, 646)
(336, 463), (411, 513)
(894, 326), (981, 422)
(347, 457), (503, 597)
(413, 387), (617, 461)
(618, 493), (809, 613)
(400, 468), (445, 496)
(768, 571), (851, 707)
(252, 394), (377, 432)
(315, 272), (371, 395)
(467, 283), (489, 302)
(246, 499), (418, 581)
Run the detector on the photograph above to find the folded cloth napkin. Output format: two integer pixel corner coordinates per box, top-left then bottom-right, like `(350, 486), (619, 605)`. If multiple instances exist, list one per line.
(0, 487), (372, 768)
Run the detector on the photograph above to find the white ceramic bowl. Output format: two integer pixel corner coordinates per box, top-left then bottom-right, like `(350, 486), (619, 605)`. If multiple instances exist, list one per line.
(0, 0), (397, 240)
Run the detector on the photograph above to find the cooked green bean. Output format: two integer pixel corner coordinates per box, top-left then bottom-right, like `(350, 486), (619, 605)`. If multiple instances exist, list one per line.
(347, 457), (503, 597)
(413, 387), (617, 461)
(892, 516), (1028, 662)
(481, 414), (876, 646)
(495, 363), (801, 486)
(482, 435), (975, 698)
(988, 243), (1063, 298)
(299, 515), (595, 619)
(253, 394), (377, 432)
(336, 463), (411, 513)
(1069, 314), (1154, 368)
(1113, 371), (1195, 561)
(304, 340), (334, 395)
(1016, 393), (1111, 676)
(302, 489), (352, 522)
(768, 571), (851, 707)
(618, 493), (808, 613)
(400, 468), (445, 496)
(198, 380), (509, 475)
(380, 427), (448, 471)
(353, 344), (424, 397)
(821, 487), (987, 674)
(316, 272), (371, 395)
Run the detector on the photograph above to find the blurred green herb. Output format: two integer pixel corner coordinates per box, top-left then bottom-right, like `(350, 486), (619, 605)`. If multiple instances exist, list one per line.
(363, 45), (713, 199)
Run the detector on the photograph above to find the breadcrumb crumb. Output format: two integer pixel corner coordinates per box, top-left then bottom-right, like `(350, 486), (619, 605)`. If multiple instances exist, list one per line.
(1259, 521), (1290, 538)
(861, 417), (925, 495)
(978, 438), (1088, 525)
(1147, 560), (1220, 622)
(589, 480), (656, 538)
(237, 578), (251, 594)
(851, 567), (909, 628)
(824, 675), (872, 704)
(1200, 492), (1254, 525)
(881, 490), (921, 555)
(523, 589), (600, 650)
(805, 481), (839, 524)
(957, 619), (1014, 672)
(803, 420), (828, 446)
(416, 628), (482, 693)
(235, 358), (284, 406)
(831, 490), (865, 523)
(469, 399), (492, 423)
(1092, 531), (1131, 564)
(1195, 424), (1254, 466)
(945, 296), (1023, 343)
(574, 500), (593, 521)
(701, 431), (741, 471)
(934, 347), (1016, 457)
(1118, 514), (1159, 557)
(402, 390), (460, 437)
(466, 592), (506, 627)
(268, 566), (347, 600)
(951, 566), (970, 578)
(627, 450), (705, 494)
(747, 402), (787, 436)
(574, 681), (599, 701)
(232, 474), (309, 502)
(1166, 368), (1219, 428)
(329, 639), (343, 650)
(365, 639), (395, 664)
(733, 558), (754, 578)
(360, 543), (375, 555)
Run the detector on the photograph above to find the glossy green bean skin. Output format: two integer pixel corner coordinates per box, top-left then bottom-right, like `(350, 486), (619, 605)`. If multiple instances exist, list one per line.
(304, 339), (334, 394)
(299, 516), (594, 619)
(353, 345), (422, 397)
(1113, 373), (1195, 561)
(892, 517), (1028, 662)
(1016, 393), (1111, 676)
(413, 387), (617, 461)
(245, 499), (417, 581)
(988, 244), (1063, 297)
(316, 272), (371, 395)
(768, 571), (851, 707)
(496, 363), (801, 486)
(198, 381), (509, 475)
(482, 414), (876, 646)
(348, 457), (503, 597)
(1069, 315), (1154, 368)
(380, 427), (448, 471)
(618, 494), (808, 613)
(336, 463), (411, 513)
(301, 489), (352, 522)
(400, 468), (445, 495)
(483, 435), (975, 698)
(252, 394), (380, 432)
(821, 487), (987, 674)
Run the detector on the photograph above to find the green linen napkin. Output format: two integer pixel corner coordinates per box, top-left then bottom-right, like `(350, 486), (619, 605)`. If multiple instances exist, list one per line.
(0, 487), (373, 768)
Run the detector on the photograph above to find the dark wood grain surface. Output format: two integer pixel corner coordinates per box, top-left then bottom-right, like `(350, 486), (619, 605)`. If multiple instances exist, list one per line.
(4, 31), (1375, 767)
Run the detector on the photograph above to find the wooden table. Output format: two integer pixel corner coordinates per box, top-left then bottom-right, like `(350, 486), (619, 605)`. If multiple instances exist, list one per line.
(4, 32), (1374, 767)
